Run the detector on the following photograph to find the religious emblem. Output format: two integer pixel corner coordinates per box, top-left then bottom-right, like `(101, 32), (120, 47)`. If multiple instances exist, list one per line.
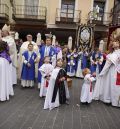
(77, 25), (93, 52)
(80, 27), (90, 44)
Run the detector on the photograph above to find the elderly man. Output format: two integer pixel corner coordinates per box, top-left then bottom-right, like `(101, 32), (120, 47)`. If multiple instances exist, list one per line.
(18, 34), (39, 79)
(1, 24), (17, 85)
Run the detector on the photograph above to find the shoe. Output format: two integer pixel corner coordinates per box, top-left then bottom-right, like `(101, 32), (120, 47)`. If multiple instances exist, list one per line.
(65, 101), (69, 105)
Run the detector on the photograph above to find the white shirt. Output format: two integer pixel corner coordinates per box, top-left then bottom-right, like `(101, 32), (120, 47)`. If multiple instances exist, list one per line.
(45, 46), (50, 56)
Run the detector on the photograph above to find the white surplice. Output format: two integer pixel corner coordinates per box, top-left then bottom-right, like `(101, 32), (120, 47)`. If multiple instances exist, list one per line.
(44, 68), (70, 110)
(93, 49), (120, 107)
(0, 58), (14, 101)
(39, 63), (54, 97)
(80, 74), (95, 103)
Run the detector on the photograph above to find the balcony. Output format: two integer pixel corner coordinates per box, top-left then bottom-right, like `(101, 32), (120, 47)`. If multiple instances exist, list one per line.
(55, 8), (81, 24)
(87, 11), (112, 26)
(13, 5), (47, 24)
(0, 4), (9, 23)
(112, 13), (120, 26)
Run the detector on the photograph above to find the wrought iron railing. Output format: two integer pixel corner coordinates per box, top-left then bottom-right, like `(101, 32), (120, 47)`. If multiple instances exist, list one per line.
(112, 13), (120, 25)
(88, 11), (112, 25)
(56, 8), (81, 24)
(13, 5), (47, 21)
(0, 4), (9, 19)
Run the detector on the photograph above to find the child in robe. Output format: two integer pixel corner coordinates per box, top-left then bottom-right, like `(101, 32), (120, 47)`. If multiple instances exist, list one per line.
(39, 56), (54, 97)
(66, 49), (76, 77)
(21, 43), (37, 87)
(44, 59), (70, 110)
(80, 68), (95, 104)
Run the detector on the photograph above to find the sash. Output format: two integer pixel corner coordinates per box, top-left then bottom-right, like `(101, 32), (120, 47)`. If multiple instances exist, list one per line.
(116, 72), (120, 85)
(45, 80), (49, 87)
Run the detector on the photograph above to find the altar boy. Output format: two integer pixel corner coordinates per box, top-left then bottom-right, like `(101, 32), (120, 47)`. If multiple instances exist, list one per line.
(39, 56), (54, 97)
(21, 43), (37, 87)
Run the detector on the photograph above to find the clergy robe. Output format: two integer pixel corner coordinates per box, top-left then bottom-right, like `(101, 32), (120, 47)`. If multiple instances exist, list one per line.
(44, 67), (70, 110)
(39, 63), (54, 97)
(21, 51), (37, 87)
(80, 74), (95, 103)
(93, 49), (120, 107)
(54, 46), (62, 60)
(38, 45), (56, 88)
(95, 52), (103, 77)
(2, 35), (17, 85)
(81, 52), (88, 70)
(90, 51), (97, 74)
(0, 57), (14, 101)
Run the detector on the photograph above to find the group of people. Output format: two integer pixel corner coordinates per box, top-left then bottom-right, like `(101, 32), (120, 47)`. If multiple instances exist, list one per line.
(0, 24), (120, 110)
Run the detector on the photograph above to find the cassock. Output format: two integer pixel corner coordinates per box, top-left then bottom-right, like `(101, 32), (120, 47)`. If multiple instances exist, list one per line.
(0, 54), (14, 101)
(95, 52), (103, 77)
(38, 45), (56, 88)
(2, 35), (17, 85)
(18, 41), (39, 79)
(44, 67), (70, 110)
(93, 49), (120, 107)
(90, 51), (97, 74)
(39, 63), (54, 97)
(54, 46), (62, 60)
(80, 74), (95, 103)
(21, 50), (37, 87)
(81, 52), (88, 70)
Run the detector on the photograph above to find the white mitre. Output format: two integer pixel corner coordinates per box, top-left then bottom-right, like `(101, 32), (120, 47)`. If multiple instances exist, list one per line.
(15, 32), (19, 40)
(2, 24), (10, 32)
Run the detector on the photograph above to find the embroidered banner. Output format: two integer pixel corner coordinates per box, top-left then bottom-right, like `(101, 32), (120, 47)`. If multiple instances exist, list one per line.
(76, 25), (94, 51)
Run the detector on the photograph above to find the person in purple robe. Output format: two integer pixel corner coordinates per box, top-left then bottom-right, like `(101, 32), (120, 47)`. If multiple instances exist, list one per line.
(21, 43), (37, 88)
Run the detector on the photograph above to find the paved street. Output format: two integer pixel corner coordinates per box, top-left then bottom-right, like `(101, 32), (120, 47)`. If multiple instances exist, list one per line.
(0, 78), (120, 129)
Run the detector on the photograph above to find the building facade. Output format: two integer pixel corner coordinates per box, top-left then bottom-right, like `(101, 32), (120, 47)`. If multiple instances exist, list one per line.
(0, 0), (115, 46)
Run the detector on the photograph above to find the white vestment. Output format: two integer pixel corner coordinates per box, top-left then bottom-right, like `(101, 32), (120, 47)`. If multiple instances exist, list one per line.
(2, 36), (17, 85)
(39, 63), (54, 97)
(80, 74), (95, 103)
(0, 58), (14, 101)
(93, 50), (120, 107)
(44, 68), (70, 110)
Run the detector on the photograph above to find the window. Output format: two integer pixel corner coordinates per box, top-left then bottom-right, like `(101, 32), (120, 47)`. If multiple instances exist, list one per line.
(93, 0), (105, 21)
(61, 0), (75, 18)
(24, 0), (39, 16)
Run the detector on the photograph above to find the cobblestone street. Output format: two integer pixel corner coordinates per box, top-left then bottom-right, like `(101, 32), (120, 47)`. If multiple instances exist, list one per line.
(0, 78), (120, 129)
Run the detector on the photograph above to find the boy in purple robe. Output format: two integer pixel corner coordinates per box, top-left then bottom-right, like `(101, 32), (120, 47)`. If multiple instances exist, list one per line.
(21, 43), (37, 88)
